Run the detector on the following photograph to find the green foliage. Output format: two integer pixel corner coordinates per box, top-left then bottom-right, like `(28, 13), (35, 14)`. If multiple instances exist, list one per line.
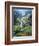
(23, 17), (29, 23)
(14, 25), (21, 33)
(13, 14), (32, 36)
(23, 26), (32, 33)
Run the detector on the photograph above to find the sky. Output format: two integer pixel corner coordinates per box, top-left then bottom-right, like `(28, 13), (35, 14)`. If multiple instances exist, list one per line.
(12, 8), (32, 16)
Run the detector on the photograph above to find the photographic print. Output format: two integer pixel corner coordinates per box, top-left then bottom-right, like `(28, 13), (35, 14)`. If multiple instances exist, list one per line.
(12, 8), (32, 37)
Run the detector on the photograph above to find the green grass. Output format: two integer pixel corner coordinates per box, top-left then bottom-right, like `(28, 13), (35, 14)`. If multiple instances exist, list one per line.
(13, 25), (32, 36)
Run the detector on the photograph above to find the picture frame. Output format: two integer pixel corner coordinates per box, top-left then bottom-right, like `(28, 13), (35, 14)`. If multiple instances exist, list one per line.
(5, 1), (38, 45)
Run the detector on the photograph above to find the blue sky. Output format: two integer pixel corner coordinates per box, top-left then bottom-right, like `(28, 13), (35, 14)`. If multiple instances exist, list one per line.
(13, 8), (32, 16)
